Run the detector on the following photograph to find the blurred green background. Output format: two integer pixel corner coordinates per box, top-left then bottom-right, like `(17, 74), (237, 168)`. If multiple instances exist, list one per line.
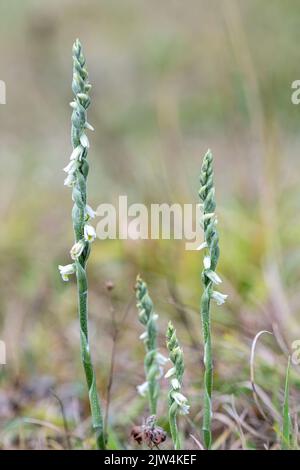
(0, 0), (300, 449)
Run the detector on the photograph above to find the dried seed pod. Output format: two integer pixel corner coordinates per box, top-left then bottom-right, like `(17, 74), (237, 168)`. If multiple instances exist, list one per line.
(131, 415), (166, 449)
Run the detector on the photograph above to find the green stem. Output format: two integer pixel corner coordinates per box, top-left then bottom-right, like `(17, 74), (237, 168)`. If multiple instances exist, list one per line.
(146, 350), (159, 415)
(201, 284), (212, 449)
(169, 402), (181, 450)
(76, 262), (105, 449)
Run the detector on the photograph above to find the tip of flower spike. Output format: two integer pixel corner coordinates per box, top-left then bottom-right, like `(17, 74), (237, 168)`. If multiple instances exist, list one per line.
(135, 274), (144, 291)
(204, 148), (213, 161)
(166, 321), (175, 338)
(73, 38), (81, 51)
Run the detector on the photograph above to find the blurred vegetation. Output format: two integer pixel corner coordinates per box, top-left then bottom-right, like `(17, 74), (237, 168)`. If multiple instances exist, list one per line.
(0, 0), (300, 449)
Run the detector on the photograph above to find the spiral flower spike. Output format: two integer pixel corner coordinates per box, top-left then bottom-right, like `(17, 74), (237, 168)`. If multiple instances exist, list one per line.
(135, 275), (168, 415)
(165, 321), (189, 450)
(59, 39), (105, 449)
(198, 149), (227, 449)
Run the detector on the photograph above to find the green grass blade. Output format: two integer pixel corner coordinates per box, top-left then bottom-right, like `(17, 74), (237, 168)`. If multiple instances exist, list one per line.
(282, 356), (291, 450)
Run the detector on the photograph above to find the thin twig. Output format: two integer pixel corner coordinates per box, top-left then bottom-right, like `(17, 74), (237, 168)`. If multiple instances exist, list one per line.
(104, 294), (135, 436)
(51, 390), (72, 450)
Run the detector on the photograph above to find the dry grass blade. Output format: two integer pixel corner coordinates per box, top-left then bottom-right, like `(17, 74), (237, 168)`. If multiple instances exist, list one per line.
(223, 397), (247, 450)
(223, 402), (268, 441)
(241, 381), (281, 422)
(250, 330), (273, 422)
(212, 412), (238, 450)
(189, 434), (204, 450)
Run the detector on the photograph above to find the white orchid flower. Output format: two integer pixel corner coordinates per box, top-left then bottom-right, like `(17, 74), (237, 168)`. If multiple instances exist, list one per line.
(197, 241), (208, 251)
(206, 270), (222, 285)
(171, 378), (181, 390)
(172, 391), (189, 415)
(165, 366), (176, 379)
(85, 122), (94, 131)
(63, 160), (77, 174)
(85, 205), (97, 220)
(64, 172), (76, 187)
(203, 255), (211, 269)
(70, 145), (84, 161)
(211, 290), (228, 306)
(178, 403), (190, 415)
(84, 224), (96, 242)
(80, 133), (89, 148)
(58, 264), (75, 282)
(70, 240), (85, 260)
(156, 353), (169, 366)
(137, 381), (149, 397)
(139, 331), (148, 341)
